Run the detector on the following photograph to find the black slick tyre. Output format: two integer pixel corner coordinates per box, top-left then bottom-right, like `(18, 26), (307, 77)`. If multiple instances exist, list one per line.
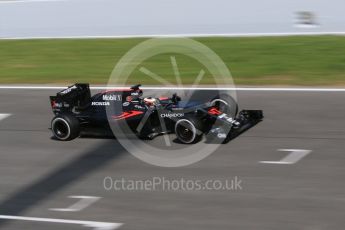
(210, 94), (238, 118)
(175, 117), (203, 144)
(51, 114), (80, 141)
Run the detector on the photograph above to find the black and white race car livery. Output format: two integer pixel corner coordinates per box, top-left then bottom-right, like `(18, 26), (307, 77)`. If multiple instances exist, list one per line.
(50, 84), (263, 144)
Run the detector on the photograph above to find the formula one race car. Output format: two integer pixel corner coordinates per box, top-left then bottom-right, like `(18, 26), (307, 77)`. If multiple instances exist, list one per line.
(50, 84), (263, 144)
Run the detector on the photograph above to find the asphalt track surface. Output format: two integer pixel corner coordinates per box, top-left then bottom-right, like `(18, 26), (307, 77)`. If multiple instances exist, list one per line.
(0, 88), (344, 229)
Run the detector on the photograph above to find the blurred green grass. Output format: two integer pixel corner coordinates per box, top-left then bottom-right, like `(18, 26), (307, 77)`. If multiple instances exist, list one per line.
(0, 36), (344, 85)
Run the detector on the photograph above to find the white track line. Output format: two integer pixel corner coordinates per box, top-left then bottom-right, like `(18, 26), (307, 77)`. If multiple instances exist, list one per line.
(0, 215), (122, 230)
(260, 149), (312, 165)
(233, 88), (345, 92)
(50, 196), (101, 212)
(0, 114), (11, 121)
(1, 86), (345, 92)
(1, 32), (345, 40)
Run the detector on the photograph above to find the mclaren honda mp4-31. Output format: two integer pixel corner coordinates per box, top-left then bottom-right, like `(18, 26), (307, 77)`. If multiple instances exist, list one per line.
(50, 84), (263, 144)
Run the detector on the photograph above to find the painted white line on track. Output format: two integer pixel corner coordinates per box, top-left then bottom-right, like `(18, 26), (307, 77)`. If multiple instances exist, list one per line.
(260, 149), (312, 165)
(1, 32), (345, 39)
(1, 86), (345, 92)
(0, 114), (11, 121)
(50, 195), (101, 212)
(0, 215), (122, 230)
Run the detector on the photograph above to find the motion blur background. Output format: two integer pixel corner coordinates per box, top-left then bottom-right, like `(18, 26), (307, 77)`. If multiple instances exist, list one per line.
(0, 0), (345, 85)
(1, 0), (345, 37)
(0, 1), (345, 230)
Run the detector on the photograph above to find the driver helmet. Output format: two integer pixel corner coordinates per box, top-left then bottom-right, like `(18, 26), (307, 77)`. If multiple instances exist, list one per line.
(144, 97), (157, 106)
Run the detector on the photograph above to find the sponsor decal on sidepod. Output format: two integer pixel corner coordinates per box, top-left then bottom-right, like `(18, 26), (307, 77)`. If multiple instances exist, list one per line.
(160, 113), (184, 118)
(92, 101), (110, 106)
(103, 94), (122, 101)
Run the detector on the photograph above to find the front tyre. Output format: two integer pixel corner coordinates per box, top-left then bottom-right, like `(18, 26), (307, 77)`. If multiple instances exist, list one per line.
(211, 94), (238, 118)
(51, 114), (80, 141)
(175, 117), (203, 144)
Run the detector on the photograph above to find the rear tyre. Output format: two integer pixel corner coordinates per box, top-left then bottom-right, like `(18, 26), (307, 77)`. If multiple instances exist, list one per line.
(211, 94), (238, 118)
(51, 114), (80, 141)
(175, 117), (203, 144)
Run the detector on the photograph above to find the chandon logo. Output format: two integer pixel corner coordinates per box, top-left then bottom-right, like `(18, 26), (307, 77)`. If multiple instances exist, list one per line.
(160, 113), (184, 118)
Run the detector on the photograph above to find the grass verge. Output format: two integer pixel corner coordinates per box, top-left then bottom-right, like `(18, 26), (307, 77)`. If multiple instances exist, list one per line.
(0, 36), (344, 85)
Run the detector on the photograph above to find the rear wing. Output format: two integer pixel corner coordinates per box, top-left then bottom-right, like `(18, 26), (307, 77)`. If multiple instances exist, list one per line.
(50, 83), (91, 114)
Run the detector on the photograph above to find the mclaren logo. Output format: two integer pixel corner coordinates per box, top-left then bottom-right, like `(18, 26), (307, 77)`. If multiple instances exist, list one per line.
(160, 113), (184, 118)
(60, 85), (77, 95)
